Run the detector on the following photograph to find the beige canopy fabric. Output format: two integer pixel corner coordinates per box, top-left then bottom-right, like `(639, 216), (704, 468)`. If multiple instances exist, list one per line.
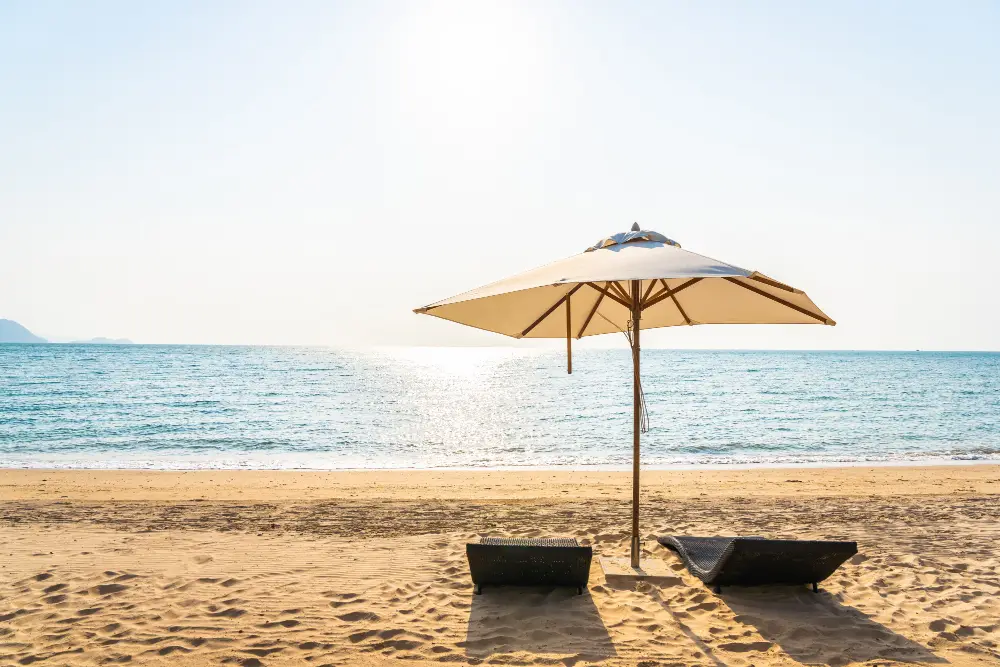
(415, 234), (834, 338)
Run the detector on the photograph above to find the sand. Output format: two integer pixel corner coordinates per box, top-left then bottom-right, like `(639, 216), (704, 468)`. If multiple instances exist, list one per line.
(1, 466), (998, 666)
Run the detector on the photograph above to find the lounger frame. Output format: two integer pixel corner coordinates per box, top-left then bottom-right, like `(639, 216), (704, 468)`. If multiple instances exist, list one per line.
(466, 537), (592, 595)
(658, 536), (857, 593)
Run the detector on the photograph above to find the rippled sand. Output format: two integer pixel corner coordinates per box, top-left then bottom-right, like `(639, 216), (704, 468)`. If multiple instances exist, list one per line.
(1, 466), (998, 666)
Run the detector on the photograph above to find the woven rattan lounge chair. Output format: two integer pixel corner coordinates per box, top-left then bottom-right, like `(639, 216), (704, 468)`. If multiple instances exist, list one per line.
(658, 536), (857, 593)
(466, 537), (592, 595)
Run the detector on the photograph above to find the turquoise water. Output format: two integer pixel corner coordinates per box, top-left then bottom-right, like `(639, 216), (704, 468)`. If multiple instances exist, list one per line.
(0, 344), (998, 469)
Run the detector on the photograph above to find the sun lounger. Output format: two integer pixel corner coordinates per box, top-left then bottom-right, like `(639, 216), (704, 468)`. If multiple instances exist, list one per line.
(466, 537), (592, 594)
(658, 535), (857, 593)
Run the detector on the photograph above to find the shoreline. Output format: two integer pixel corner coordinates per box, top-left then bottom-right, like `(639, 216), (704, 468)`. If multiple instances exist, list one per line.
(1, 456), (998, 473)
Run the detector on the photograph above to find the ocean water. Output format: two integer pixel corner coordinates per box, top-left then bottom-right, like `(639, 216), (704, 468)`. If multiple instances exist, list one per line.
(0, 344), (998, 470)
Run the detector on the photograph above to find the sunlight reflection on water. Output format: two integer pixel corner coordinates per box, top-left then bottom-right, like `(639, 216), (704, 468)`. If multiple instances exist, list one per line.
(0, 345), (998, 469)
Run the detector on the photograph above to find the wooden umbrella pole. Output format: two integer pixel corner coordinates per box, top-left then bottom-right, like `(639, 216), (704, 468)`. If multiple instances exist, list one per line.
(630, 279), (641, 568)
(566, 294), (572, 374)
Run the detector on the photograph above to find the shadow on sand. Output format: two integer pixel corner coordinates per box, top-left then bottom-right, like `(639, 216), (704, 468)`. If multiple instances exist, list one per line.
(464, 586), (616, 665)
(715, 586), (947, 665)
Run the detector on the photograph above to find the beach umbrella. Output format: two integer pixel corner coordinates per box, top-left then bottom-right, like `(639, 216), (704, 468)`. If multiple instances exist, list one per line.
(414, 224), (834, 568)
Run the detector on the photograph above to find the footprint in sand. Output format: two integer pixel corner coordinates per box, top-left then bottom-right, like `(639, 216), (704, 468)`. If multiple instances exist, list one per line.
(719, 641), (774, 652)
(221, 659), (264, 667)
(328, 595), (364, 609)
(243, 647), (285, 657)
(368, 639), (421, 652)
(193, 555), (214, 564)
(208, 607), (246, 618)
(337, 611), (380, 623)
(93, 584), (129, 596)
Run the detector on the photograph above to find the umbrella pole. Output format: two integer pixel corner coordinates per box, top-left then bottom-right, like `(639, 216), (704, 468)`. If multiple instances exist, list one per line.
(630, 279), (641, 568)
(566, 295), (572, 374)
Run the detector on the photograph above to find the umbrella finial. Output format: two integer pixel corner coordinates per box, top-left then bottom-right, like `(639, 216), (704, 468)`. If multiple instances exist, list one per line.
(586, 227), (681, 251)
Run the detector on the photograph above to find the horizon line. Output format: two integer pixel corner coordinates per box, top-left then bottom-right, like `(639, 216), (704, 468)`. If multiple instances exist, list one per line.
(2, 342), (998, 354)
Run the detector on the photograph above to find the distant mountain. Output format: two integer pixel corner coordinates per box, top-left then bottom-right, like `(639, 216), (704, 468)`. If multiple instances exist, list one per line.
(0, 319), (47, 343)
(69, 337), (134, 345)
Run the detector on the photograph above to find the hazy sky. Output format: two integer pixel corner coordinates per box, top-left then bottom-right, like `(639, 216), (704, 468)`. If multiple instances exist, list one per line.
(2, 1), (998, 349)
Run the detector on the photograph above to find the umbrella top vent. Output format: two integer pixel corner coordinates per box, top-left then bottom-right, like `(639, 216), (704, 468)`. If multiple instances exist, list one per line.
(586, 224), (681, 253)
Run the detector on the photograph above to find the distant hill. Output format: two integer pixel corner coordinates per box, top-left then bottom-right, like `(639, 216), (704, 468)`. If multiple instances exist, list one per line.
(69, 337), (134, 345)
(0, 319), (47, 343)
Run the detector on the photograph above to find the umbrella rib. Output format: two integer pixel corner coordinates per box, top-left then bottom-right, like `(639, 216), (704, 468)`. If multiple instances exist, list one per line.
(641, 279), (657, 304)
(577, 282), (609, 338)
(641, 276), (695, 309)
(641, 284), (668, 309)
(642, 278), (702, 311)
(723, 277), (831, 323)
(519, 284), (584, 338)
(585, 282), (631, 309)
(748, 273), (796, 292)
(661, 279), (693, 325)
(610, 281), (631, 304)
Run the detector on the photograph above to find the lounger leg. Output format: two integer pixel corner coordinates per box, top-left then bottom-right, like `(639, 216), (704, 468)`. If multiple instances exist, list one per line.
(812, 582), (818, 593)
(474, 584), (482, 595)
(577, 586), (583, 595)
(713, 585), (721, 594)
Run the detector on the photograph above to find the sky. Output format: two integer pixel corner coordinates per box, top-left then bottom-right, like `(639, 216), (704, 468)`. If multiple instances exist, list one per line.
(1, 0), (998, 349)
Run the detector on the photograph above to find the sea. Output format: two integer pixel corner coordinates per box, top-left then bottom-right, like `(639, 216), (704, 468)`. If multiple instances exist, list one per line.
(0, 344), (998, 470)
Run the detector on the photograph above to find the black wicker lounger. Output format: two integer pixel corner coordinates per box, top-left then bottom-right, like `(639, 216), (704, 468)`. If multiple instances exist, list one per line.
(466, 537), (592, 595)
(658, 536), (857, 593)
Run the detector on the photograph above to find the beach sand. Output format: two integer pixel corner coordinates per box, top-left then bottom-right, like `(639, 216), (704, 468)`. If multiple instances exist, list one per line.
(1, 466), (998, 666)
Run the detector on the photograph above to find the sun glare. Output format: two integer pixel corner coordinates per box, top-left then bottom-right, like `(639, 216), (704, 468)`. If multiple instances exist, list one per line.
(385, 1), (549, 132)
(384, 345), (539, 379)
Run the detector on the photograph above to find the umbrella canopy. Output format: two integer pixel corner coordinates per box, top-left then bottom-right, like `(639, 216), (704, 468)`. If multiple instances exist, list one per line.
(414, 224), (834, 568)
(415, 227), (834, 338)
